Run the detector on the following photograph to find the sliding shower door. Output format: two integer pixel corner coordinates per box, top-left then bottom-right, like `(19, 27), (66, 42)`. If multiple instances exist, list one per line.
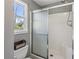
(32, 10), (48, 58)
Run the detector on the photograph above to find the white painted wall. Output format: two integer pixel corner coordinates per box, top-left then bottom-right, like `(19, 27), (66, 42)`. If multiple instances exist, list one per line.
(48, 12), (73, 59)
(4, 0), (14, 59)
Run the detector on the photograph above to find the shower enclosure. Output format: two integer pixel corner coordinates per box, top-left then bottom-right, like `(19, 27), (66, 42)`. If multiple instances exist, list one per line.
(31, 2), (73, 59)
(31, 10), (48, 59)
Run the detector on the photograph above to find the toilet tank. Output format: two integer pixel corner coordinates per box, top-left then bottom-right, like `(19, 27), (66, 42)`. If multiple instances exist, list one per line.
(14, 45), (28, 59)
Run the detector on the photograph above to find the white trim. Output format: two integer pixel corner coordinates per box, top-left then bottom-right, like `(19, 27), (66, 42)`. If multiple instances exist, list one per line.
(33, 2), (74, 13)
(14, 30), (27, 35)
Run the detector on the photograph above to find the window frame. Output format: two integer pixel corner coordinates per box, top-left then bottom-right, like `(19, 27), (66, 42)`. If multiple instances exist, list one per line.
(14, 0), (28, 34)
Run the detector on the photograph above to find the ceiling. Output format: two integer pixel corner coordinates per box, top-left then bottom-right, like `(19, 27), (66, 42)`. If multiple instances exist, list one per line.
(33, 0), (64, 6)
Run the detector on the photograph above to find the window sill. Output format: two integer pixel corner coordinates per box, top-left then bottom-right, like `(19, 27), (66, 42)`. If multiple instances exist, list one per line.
(14, 30), (28, 35)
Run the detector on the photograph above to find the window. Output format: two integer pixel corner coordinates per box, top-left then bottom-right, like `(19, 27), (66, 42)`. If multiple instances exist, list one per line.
(14, 1), (28, 34)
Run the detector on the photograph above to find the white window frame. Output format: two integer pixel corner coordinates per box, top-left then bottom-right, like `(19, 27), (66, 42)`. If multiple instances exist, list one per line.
(14, 0), (28, 34)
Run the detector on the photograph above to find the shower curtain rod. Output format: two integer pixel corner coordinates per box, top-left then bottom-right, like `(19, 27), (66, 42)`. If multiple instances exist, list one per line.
(33, 2), (73, 13)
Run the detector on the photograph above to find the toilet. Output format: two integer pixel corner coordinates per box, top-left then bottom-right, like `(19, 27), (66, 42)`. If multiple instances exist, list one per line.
(14, 45), (32, 59)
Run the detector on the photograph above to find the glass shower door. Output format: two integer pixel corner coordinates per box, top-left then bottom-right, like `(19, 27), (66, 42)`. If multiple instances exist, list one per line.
(32, 10), (48, 59)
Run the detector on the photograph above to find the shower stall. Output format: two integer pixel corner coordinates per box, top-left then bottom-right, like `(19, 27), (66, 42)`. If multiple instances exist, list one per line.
(31, 2), (73, 59)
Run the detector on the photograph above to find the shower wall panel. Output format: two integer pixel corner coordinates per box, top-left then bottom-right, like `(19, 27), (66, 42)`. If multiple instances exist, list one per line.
(48, 12), (73, 59)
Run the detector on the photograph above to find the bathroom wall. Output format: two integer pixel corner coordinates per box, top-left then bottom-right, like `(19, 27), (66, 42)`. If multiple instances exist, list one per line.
(14, 0), (41, 57)
(4, 0), (14, 59)
(48, 7), (73, 59)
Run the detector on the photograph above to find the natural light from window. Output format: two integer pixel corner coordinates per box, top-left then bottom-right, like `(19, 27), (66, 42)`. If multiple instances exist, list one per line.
(14, 0), (28, 34)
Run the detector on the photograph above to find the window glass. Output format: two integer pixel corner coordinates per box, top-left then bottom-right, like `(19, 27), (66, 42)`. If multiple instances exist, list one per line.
(16, 3), (24, 17)
(15, 17), (24, 30)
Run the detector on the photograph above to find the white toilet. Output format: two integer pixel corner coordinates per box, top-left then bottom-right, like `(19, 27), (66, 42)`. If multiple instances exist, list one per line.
(14, 45), (32, 59)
